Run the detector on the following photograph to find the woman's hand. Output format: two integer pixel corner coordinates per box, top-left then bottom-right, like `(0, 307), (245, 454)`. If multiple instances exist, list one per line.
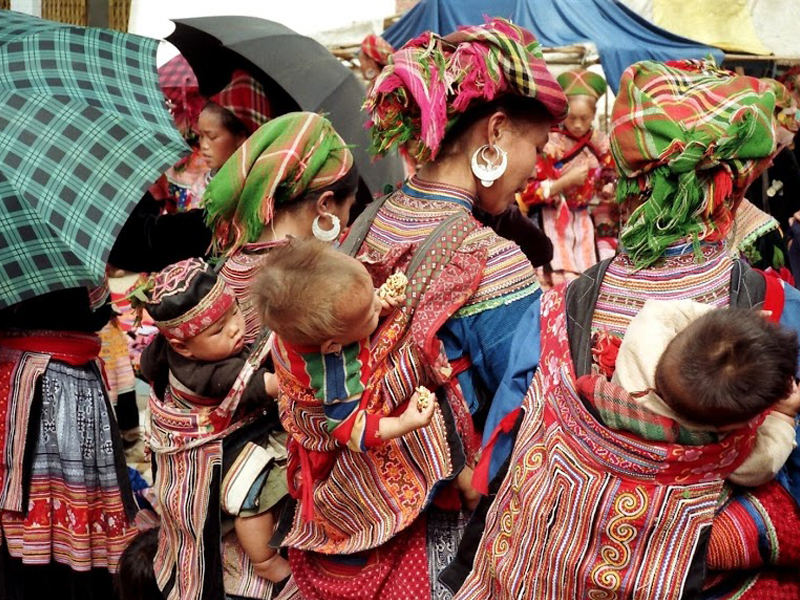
(563, 163), (590, 188)
(549, 164), (590, 197)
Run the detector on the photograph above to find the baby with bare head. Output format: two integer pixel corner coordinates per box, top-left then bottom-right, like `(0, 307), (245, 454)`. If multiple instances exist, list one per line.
(254, 238), (478, 506)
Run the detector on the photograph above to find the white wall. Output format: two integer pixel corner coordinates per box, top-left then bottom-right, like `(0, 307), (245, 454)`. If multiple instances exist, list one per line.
(129, 0), (395, 64)
(9, 0), (41, 16)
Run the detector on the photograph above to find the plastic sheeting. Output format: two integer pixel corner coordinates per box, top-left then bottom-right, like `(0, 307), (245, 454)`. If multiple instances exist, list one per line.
(623, 0), (800, 57)
(383, 0), (723, 92)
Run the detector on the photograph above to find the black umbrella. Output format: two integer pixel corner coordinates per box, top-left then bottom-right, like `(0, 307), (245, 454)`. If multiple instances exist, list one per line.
(167, 16), (403, 202)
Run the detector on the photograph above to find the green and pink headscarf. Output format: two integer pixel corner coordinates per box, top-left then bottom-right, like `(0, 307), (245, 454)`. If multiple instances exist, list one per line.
(365, 18), (568, 163)
(203, 112), (353, 256)
(611, 59), (799, 268)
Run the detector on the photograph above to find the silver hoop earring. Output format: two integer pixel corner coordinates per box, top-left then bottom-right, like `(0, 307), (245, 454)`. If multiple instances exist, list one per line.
(471, 144), (508, 188)
(312, 213), (341, 242)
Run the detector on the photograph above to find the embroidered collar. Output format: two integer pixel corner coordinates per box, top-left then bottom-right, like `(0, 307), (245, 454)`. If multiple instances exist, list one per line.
(619, 239), (726, 259)
(402, 176), (477, 211)
(239, 238), (290, 255)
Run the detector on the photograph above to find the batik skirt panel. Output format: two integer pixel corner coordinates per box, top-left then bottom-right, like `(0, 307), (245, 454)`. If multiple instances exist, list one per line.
(0, 360), (137, 572)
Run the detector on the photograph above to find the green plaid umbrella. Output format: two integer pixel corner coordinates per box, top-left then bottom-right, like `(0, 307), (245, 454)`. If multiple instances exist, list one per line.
(0, 11), (188, 309)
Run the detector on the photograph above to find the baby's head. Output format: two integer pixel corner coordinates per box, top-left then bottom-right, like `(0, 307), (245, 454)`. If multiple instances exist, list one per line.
(255, 238), (380, 352)
(145, 258), (245, 362)
(655, 308), (799, 427)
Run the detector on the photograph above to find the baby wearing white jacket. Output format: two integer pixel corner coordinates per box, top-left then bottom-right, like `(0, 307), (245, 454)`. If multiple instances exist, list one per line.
(613, 299), (800, 487)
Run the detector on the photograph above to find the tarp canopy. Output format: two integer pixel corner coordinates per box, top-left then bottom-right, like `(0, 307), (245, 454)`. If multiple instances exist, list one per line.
(383, 0), (724, 92)
(622, 0), (800, 58)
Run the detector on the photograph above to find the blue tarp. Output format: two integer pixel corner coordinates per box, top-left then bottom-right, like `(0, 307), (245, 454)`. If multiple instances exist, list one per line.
(383, 0), (724, 93)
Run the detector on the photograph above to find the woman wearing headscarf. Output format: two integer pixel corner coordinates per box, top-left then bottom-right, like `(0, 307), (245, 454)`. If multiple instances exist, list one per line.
(140, 112), (358, 600)
(159, 70), (272, 213)
(205, 111), (358, 344)
(447, 59), (800, 599)
(519, 69), (616, 283)
(272, 17), (567, 600)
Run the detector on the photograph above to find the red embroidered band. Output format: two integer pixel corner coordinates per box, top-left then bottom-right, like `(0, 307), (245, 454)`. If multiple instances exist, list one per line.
(154, 277), (236, 341)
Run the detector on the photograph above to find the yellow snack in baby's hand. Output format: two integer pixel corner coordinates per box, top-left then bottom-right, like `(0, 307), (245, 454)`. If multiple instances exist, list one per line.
(378, 271), (408, 300)
(416, 386), (434, 410)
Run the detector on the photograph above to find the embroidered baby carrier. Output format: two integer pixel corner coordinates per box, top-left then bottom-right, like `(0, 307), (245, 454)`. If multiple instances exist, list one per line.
(272, 198), (488, 555)
(456, 260), (771, 600)
(150, 337), (275, 600)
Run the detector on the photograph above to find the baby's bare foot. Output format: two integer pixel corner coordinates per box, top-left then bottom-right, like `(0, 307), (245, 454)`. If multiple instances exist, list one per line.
(252, 553), (291, 583)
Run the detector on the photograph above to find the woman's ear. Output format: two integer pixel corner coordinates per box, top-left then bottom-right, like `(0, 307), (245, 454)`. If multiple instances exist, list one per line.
(485, 111), (509, 146)
(315, 190), (336, 216)
(168, 339), (195, 359)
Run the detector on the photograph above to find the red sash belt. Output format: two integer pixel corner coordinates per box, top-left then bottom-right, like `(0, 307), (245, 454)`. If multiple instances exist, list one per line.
(0, 331), (101, 366)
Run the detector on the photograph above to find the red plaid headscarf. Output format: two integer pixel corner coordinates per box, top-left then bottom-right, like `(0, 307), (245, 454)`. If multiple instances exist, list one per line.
(365, 18), (568, 163)
(211, 69), (271, 135)
(360, 34), (393, 67)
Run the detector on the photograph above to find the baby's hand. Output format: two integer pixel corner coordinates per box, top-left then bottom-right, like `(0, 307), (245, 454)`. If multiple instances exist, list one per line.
(772, 380), (800, 421)
(399, 390), (436, 432)
(264, 372), (279, 398)
(378, 290), (406, 317)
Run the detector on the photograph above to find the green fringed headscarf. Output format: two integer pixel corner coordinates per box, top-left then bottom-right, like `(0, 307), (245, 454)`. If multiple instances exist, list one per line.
(203, 112), (354, 256)
(610, 59), (799, 269)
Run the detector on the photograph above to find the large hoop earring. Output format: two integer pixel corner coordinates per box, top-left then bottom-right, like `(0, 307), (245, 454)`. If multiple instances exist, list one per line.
(312, 213), (341, 242)
(471, 144), (508, 188)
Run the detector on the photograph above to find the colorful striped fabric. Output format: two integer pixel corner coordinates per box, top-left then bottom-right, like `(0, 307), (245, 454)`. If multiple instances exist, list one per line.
(592, 243), (733, 338)
(149, 334), (275, 600)
(281, 339), (376, 452)
(362, 177), (540, 318)
(557, 69), (607, 99)
(610, 59), (799, 269)
(273, 201), (491, 555)
(366, 18), (568, 163)
(218, 239), (288, 345)
(0, 356), (137, 572)
(360, 34), (393, 66)
(210, 69), (271, 136)
(729, 198), (781, 262)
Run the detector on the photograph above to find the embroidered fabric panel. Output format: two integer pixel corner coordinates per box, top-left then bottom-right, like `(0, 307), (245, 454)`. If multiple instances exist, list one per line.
(456, 287), (730, 600)
(361, 187), (539, 320)
(592, 245), (733, 338)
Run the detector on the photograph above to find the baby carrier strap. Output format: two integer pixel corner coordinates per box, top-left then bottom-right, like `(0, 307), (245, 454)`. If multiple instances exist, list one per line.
(729, 258), (768, 310)
(565, 258), (614, 378)
(565, 257), (768, 380)
(339, 193), (391, 257)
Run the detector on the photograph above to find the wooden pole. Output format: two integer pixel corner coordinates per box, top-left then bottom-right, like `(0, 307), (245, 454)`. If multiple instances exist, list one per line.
(86, 0), (108, 28)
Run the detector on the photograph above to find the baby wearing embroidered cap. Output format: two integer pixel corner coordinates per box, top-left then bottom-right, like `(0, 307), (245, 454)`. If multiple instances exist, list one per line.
(612, 300), (800, 486)
(254, 239), (480, 507)
(139, 258), (289, 582)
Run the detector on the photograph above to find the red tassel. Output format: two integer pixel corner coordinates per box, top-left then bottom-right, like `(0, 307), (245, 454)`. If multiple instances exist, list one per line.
(712, 169), (733, 210)
(471, 408), (521, 495)
(555, 198), (571, 237)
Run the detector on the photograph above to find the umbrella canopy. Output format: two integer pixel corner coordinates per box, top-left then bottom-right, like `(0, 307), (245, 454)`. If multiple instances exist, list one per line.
(0, 11), (188, 309)
(167, 16), (403, 200)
